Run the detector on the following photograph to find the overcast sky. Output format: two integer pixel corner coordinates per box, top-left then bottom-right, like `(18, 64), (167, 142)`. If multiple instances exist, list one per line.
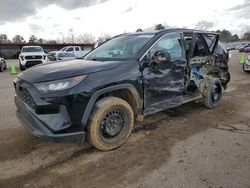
(0, 0), (249, 40)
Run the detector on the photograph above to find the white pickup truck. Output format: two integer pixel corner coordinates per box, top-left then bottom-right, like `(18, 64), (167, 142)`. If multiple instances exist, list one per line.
(48, 46), (91, 61)
(19, 46), (47, 70)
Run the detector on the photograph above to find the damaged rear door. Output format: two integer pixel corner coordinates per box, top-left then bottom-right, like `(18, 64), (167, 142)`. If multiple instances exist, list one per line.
(141, 32), (187, 115)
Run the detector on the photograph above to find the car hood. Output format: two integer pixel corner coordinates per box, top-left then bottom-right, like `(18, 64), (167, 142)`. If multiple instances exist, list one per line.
(20, 52), (46, 56)
(18, 59), (121, 83)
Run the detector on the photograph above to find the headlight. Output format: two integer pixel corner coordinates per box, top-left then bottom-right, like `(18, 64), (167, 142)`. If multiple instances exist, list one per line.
(20, 55), (24, 60)
(34, 75), (87, 94)
(43, 55), (47, 60)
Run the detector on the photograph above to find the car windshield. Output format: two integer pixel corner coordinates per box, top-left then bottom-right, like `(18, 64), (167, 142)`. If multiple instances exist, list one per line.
(84, 34), (154, 61)
(61, 47), (68, 51)
(22, 47), (43, 52)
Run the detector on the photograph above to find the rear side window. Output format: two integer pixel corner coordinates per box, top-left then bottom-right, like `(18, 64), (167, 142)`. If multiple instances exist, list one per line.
(203, 34), (217, 52)
(147, 33), (184, 60)
(193, 34), (210, 57)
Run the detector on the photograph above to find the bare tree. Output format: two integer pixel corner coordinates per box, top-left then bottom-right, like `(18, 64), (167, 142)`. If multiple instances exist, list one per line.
(195, 21), (214, 31)
(38, 38), (45, 44)
(77, 33), (95, 43)
(96, 34), (112, 45)
(46, 40), (57, 44)
(0, 34), (9, 43)
(67, 28), (75, 43)
(12, 35), (25, 43)
(28, 35), (38, 44)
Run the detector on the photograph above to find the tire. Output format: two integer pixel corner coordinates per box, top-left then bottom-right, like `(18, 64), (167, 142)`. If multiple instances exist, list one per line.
(203, 78), (223, 109)
(19, 63), (25, 71)
(243, 63), (250, 73)
(0, 64), (3, 72)
(86, 97), (134, 151)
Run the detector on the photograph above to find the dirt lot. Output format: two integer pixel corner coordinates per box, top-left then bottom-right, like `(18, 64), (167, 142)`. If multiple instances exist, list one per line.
(0, 52), (249, 188)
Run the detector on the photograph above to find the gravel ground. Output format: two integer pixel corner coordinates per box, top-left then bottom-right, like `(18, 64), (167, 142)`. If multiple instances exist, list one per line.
(0, 51), (249, 188)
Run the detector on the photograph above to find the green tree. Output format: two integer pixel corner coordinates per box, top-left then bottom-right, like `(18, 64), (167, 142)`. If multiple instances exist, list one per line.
(12, 35), (24, 43)
(155, 24), (165, 30)
(242, 32), (250, 41)
(232, 34), (239, 41)
(216, 29), (232, 42)
(0, 34), (8, 43)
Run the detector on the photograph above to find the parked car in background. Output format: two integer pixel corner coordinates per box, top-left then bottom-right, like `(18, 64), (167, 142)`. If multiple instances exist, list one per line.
(19, 46), (47, 70)
(239, 43), (250, 52)
(243, 55), (250, 73)
(14, 29), (230, 151)
(226, 44), (235, 51)
(0, 57), (7, 72)
(49, 46), (90, 59)
(48, 51), (76, 62)
(244, 46), (250, 53)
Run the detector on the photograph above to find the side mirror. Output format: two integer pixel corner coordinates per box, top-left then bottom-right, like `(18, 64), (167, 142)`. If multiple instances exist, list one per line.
(152, 50), (171, 65)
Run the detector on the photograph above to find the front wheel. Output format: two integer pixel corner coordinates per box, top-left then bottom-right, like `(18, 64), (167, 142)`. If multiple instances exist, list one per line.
(203, 78), (223, 109)
(19, 63), (25, 71)
(0, 64), (3, 72)
(86, 97), (134, 151)
(243, 63), (250, 73)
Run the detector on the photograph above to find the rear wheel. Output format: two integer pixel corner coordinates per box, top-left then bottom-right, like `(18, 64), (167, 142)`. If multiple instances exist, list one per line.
(86, 97), (134, 151)
(203, 78), (223, 109)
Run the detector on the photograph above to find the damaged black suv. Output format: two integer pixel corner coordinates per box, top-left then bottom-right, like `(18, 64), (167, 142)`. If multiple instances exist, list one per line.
(14, 29), (230, 151)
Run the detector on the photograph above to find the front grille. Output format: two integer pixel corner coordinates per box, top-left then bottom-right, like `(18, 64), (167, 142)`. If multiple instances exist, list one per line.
(25, 61), (43, 68)
(16, 86), (35, 109)
(25, 55), (42, 60)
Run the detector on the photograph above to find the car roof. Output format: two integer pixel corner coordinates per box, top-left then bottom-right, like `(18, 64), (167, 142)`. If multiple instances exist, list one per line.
(22, 46), (42, 48)
(123, 28), (219, 36)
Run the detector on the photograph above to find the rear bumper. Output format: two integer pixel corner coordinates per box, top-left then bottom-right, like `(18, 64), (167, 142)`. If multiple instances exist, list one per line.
(15, 96), (85, 143)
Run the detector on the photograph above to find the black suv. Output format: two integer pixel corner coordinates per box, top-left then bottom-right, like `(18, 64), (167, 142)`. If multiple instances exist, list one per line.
(14, 29), (230, 151)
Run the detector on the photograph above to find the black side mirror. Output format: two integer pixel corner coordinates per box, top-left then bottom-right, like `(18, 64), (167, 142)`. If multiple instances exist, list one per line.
(152, 50), (171, 65)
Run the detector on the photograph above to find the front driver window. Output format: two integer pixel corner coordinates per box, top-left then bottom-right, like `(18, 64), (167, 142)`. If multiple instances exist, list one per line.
(148, 33), (183, 60)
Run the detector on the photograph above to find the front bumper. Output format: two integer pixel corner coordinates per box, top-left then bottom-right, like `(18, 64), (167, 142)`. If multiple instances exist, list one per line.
(19, 59), (47, 68)
(15, 96), (85, 143)
(244, 61), (250, 71)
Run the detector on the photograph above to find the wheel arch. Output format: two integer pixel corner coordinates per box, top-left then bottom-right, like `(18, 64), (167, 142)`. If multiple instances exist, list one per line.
(81, 83), (143, 127)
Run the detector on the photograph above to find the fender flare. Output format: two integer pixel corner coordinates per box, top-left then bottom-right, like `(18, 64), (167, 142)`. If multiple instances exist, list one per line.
(81, 83), (142, 127)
